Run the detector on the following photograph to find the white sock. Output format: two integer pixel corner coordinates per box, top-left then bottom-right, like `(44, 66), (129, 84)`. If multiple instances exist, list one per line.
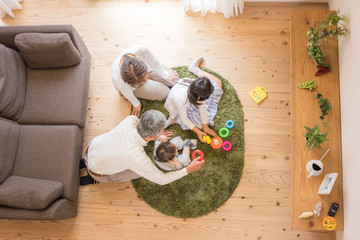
(192, 68), (200, 75)
(188, 56), (204, 76)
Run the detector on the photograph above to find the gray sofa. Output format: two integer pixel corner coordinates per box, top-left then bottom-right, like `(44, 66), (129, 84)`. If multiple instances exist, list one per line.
(0, 25), (90, 220)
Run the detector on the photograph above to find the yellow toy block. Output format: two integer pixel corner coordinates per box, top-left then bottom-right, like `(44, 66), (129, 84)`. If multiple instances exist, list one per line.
(249, 86), (267, 104)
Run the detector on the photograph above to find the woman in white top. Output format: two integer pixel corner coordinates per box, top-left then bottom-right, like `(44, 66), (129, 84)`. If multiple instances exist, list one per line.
(111, 46), (179, 116)
(164, 57), (224, 142)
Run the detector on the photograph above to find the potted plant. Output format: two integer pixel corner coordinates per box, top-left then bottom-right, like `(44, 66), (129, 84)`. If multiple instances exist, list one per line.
(304, 124), (329, 150)
(306, 10), (350, 76)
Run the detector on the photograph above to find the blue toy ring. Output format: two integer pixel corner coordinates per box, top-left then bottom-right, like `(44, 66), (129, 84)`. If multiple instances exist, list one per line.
(219, 127), (230, 138)
(226, 120), (235, 129)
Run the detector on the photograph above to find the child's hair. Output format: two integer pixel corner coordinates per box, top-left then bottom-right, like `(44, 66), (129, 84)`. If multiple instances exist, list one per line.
(120, 54), (148, 88)
(156, 142), (177, 162)
(188, 77), (214, 107)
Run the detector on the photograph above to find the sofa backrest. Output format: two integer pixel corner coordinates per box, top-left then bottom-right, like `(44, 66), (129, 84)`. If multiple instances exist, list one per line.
(0, 25), (91, 128)
(0, 44), (27, 121)
(0, 118), (20, 184)
(0, 25), (90, 60)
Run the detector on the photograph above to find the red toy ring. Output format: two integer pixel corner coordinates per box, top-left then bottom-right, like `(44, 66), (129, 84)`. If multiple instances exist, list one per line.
(192, 150), (204, 161)
(222, 141), (232, 151)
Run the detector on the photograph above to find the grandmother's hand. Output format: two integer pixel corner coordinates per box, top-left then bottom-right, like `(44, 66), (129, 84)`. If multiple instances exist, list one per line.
(132, 104), (141, 117)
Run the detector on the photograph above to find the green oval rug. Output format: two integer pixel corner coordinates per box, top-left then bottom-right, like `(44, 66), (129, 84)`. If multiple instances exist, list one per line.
(131, 66), (244, 218)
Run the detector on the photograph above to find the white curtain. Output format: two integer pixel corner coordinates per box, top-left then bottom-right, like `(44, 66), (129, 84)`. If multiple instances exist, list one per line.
(0, 0), (22, 18)
(182, 0), (244, 19)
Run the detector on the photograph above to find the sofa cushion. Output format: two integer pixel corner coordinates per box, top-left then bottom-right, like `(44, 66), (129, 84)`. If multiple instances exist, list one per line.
(13, 125), (82, 201)
(17, 59), (90, 128)
(14, 33), (81, 69)
(0, 118), (19, 184)
(0, 175), (64, 210)
(0, 44), (27, 120)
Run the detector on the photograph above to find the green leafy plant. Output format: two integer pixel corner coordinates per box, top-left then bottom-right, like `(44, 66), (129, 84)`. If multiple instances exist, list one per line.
(304, 124), (329, 150)
(316, 93), (332, 126)
(307, 35), (328, 67)
(307, 10), (350, 73)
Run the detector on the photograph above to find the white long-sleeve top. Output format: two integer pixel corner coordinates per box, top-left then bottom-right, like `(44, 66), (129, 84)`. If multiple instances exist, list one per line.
(86, 115), (187, 185)
(164, 78), (208, 130)
(111, 46), (169, 107)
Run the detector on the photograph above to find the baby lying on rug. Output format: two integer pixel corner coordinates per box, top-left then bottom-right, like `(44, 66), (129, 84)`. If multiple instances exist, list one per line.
(154, 137), (197, 171)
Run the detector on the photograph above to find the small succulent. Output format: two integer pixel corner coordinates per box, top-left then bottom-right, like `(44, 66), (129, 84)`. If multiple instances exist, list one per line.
(304, 124), (329, 150)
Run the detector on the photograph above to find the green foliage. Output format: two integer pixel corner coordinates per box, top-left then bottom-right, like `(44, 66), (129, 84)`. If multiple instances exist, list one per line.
(316, 93), (332, 126)
(327, 10), (348, 27)
(307, 44), (328, 67)
(304, 124), (329, 150)
(307, 10), (350, 69)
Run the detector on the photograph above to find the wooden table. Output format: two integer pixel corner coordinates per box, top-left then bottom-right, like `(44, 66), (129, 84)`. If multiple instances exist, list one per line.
(291, 10), (343, 231)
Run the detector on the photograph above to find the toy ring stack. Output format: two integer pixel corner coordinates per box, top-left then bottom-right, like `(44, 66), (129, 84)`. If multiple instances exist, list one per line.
(222, 141), (232, 151)
(225, 120), (235, 129)
(322, 216), (336, 231)
(219, 128), (230, 138)
(210, 136), (223, 149)
(192, 150), (204, 161)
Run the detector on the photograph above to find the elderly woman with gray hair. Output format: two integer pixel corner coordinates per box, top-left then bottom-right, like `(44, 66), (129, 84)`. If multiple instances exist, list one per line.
(80, 110), (205, 185)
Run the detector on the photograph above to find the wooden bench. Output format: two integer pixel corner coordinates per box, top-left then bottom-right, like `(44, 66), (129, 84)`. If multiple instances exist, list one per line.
(291, 10), (343, 231)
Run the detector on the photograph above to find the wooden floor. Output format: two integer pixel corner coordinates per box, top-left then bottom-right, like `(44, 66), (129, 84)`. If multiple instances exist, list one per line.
(0, 1), (335, 239)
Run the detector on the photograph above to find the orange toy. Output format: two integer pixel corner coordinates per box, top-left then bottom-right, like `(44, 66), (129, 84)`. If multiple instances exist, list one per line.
(322, 216), (336, 231)
(210, 136), (223, 149)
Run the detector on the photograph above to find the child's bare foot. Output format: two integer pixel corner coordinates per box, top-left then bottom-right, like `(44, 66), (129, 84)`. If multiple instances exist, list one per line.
(188, 56), (204, 75)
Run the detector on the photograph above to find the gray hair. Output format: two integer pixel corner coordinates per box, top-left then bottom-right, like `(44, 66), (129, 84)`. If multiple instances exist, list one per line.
(137, 110), (166, 138)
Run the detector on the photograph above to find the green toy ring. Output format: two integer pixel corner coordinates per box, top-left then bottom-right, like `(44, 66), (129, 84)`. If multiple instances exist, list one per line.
(219, 127), (230, 138)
